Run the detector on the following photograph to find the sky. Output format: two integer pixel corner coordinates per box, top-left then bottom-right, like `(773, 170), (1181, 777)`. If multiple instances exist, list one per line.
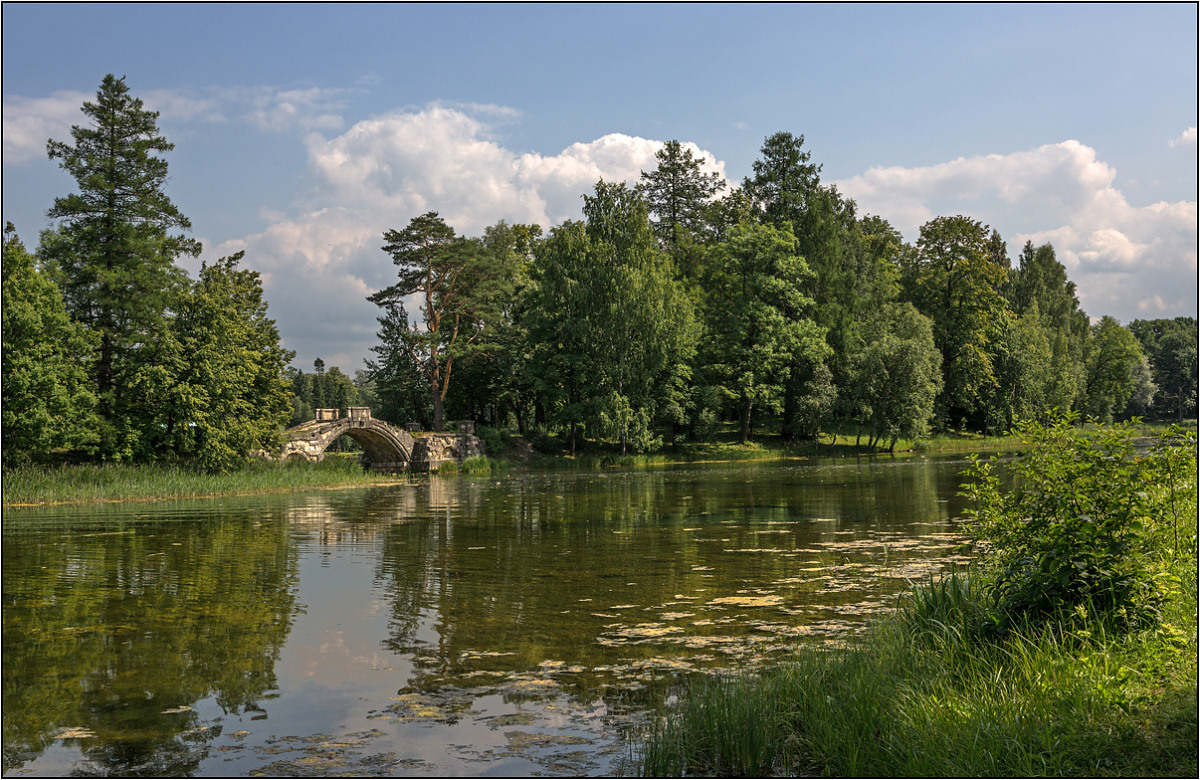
(3, 3), (1196, 373)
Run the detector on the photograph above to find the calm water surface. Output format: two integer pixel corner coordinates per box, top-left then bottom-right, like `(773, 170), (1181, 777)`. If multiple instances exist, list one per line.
(3, 455), (983, 777)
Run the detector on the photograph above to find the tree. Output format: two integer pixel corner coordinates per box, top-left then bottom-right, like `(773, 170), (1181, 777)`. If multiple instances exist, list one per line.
(744, 132), (863, 438)
(39, 74), (199, 459)
(850, 302), (943, 450)
(1, 224), (98, 463)
(525, 182), (698, 453)
(638, 140), (725, 251)
(1129, 317), (1198, 421)
(904, 216), (1010, 430)
(1007, 241), (1089, 415)
(1083, 317), (1144, 423)
(700, 221), (828, 443)
(155, 253), (295, 470)
(368, 212), (511, 431)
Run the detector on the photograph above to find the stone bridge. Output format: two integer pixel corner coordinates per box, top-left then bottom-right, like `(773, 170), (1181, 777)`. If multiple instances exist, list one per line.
(280, 407), (483, 472)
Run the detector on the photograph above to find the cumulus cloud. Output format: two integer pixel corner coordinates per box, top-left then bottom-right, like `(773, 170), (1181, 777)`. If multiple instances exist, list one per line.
(2, 90), (91, 162)
(1170, 126), (1197, 155)
(206, 104), (730, 368)
(836, 140), (1197, 324)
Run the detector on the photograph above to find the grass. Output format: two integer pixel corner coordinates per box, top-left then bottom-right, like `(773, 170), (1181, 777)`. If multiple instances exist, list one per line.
(637, 570), (1197, 777)
(1, 454), (406, 506)
(634, 432), (1198, 778)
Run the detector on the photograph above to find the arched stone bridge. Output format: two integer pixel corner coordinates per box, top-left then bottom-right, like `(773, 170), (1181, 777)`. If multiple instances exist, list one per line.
(280, 407), (483, 472)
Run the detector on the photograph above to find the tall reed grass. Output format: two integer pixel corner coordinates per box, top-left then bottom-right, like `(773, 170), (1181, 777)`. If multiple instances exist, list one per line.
(2, 455), (403, 506)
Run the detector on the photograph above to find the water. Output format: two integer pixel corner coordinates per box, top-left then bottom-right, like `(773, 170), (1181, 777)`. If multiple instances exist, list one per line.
(2, 455), (983, 776)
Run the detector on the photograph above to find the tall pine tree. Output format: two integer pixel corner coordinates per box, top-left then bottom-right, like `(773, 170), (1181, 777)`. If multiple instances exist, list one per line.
(40, 74), (200, 458)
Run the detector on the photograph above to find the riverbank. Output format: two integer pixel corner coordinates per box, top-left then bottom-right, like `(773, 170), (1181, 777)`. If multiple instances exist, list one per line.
(0, 455), (407, 507)
(638, 569), (1198, 776)
(634, 422), (1199, 777)
(2, 432), (999, 507)
(6, 420), (1191, 507)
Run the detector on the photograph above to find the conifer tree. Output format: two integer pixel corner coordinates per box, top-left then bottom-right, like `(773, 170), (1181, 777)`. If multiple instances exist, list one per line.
(40, 74), (199, 458)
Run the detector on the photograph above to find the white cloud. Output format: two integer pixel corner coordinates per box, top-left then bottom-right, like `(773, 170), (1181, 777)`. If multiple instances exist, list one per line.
(1170, 126), (1197, 155)
(2, 90), (91, 162)
(2, 83), (359, 166)
(836, 140), (1197, 324)
(207, 104), (731, 369)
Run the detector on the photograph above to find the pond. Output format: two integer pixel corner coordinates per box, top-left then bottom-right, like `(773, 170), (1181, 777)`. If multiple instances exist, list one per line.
(2, 454), (985, 777)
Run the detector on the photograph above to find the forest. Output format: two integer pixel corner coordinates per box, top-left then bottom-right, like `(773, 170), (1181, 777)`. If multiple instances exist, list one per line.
(4, 75), (1198, 471)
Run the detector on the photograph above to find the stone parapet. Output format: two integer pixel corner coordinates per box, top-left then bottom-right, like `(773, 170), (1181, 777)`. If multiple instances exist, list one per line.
(408, 432), (486, 472)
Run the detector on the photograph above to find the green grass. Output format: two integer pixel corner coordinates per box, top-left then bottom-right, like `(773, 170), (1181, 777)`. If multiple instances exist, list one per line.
(1, 454), (407, 506)
(635, 442), (1198, 778)
(637, 571), (1197, 777)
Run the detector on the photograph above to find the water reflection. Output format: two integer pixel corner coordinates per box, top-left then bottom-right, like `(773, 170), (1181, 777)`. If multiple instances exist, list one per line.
(3, 454), (985, 777)
(3, 505), (299, 776)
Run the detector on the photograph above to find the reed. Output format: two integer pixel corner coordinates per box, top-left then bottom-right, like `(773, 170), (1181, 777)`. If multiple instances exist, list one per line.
(1, 455), (402, 506)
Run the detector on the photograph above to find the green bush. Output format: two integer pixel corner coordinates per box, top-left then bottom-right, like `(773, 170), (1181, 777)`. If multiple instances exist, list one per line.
(963, 415), (1196, 634)
(475, 425), (508, 456)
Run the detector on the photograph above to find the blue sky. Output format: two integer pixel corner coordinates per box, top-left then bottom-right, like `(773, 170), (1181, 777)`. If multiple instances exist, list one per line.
(4, 3), (1196, 372)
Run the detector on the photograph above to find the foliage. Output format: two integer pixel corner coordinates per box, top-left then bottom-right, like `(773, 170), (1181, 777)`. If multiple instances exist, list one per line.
(850, 302), (943, 449)
(166, 253), (295, 471)
(368, 212), (513, 431)
(699, 221), (828, 443)
(1, 225), (98, 463)
(638, 139), (725, 251)
(1129, 316), (1198, 421)
(525, 181), (698, 454)
(904, 215), (1011, 430)
(39, 74), (199, 459)
(1083, 316), (1146, 423)
(963, 415), (1196, 632)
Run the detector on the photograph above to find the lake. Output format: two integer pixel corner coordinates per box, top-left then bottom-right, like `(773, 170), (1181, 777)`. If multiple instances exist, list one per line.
(2, 454), (985, 777)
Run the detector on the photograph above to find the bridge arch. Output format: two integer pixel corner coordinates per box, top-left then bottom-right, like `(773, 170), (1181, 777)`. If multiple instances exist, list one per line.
(281, 408), (415, 472)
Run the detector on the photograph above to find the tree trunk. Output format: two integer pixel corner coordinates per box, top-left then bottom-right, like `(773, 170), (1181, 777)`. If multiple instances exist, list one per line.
(740, 394), (753, 444)
(781, 376), (797, 441)
(431, 382), (444, 432)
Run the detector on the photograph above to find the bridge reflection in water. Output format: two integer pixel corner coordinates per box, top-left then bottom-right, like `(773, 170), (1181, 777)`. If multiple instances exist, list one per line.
(280, 408), (483, 472)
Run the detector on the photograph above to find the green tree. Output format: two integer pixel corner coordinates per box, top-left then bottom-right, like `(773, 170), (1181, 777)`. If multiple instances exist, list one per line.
(1007, 241), (1089, 415)
(526, 182), (698, 453)
(1083, 316), (1145, 423)
(366, 304), (435, 429)
(157, 253), (295, 470)
(39, 75), (199, 459)
(904, 216), (1010, 430)
(851, 302), (943, 450)
(700, 221), (828, 443)
(744, 132), (863, 438)
(1129, 317), (1198, 422)
(368, 213), (508, 431)
(1, 224), (98, 463)
(638, 139), (725, 252)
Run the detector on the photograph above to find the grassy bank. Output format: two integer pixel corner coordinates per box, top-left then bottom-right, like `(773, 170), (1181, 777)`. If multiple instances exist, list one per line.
(1, 455), (405, 507)
(638, 567), (1198, 777)
(635, 421), (1198, 777)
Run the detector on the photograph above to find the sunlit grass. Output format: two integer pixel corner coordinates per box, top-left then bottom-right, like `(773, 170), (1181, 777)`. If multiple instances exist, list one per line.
(636, 446), (1198, 778)
(1, 455), (406, 506)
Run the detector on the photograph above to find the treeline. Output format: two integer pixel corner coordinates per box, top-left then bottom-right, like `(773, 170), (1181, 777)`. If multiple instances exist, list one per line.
(2, 76), (294, 470)
(365, 137), (1197, 452)
(4, 76), (1196, 471)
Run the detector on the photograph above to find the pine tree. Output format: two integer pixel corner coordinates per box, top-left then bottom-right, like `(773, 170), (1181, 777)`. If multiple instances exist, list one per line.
(40, 74), (199, 458)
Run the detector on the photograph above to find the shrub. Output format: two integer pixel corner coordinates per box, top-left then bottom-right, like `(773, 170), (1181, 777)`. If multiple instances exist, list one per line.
(963, 415), (1196, 633)
(475, 425), (508, 456)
